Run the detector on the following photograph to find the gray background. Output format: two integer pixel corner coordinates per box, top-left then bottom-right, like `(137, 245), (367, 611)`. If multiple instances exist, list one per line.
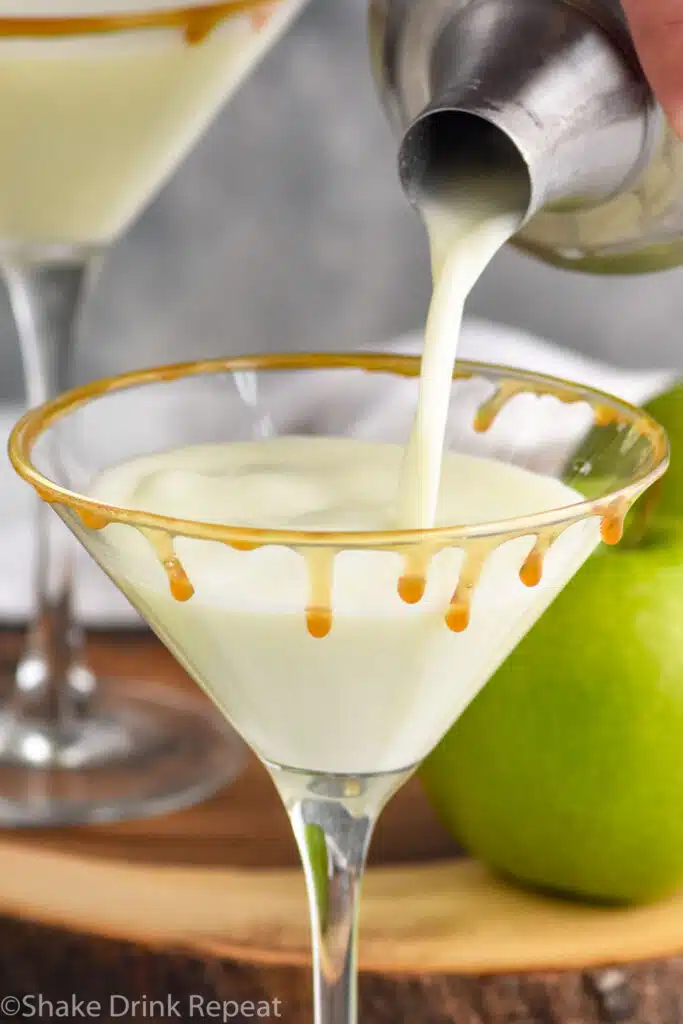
(2, 0), (683, 401)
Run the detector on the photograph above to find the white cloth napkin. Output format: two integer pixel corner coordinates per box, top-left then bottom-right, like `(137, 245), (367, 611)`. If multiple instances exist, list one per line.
(0, 318), (674, 627)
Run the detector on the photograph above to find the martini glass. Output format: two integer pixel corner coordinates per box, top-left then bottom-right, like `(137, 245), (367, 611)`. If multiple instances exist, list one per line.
(9, 353), (668, 1022)
(0, 0), (309, 825)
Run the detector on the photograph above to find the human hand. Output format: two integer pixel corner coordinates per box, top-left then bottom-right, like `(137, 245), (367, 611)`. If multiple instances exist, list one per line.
(621, 0), (683, 136)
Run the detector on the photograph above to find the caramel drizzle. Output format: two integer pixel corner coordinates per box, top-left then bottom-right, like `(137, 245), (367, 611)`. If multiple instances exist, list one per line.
(473, 382), (528, 434)
(599, 499), (629, 546)
(473, 383), (625, 436)
(305, 549), (335, 640)
(594, 404), (628, 429)
(49, 379), (643, 636)
(184, 8), (224, 42)
(78, 508), (109, 530)
(445, 547), (489, 634)
(141, 528), (195, 602)
(12, 351), (666, 647)
(519, 529), (563, 588)
(0, 1), (280, 45)
(187, 4), (274, 42)
(35, 483), (56, 505)
(65, 493), (635, 637)
(398, 546), (433, 605)
(66, 488), (636, 637)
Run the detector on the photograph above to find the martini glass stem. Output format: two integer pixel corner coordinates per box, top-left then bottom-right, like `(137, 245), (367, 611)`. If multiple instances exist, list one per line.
(3, 247), (99, 733)
(292, 804), (371, 1023)
(272, 765), (412, 1024)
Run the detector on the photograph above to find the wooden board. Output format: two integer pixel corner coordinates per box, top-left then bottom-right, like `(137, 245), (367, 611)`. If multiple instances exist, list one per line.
(2, 630), (683, 981)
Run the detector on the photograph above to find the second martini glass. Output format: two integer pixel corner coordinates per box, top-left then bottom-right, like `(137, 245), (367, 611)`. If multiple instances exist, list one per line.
(10, 353), (668, 1023)
(0, 0), (308, 824)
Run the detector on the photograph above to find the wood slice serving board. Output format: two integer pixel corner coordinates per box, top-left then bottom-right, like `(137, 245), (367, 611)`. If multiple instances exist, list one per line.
(1, 631), (683, 1023)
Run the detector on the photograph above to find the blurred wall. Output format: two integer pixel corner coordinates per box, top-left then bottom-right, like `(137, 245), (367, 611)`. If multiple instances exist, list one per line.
(0, 0), (682, 403)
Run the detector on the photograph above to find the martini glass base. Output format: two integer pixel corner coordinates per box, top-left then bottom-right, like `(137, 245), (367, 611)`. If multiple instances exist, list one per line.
(0, 677), (245, 827)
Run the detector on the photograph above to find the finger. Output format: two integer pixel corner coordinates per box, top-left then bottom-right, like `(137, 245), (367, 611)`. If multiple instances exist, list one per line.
(621, 0), (683, 135)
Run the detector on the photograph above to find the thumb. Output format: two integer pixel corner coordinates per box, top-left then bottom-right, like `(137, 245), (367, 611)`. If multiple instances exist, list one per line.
(621, 0), (683, 136)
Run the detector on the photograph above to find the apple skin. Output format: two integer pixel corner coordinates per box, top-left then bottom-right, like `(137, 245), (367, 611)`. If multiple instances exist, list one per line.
(420, 527), (683, 905)
(646, 385), (683, 519)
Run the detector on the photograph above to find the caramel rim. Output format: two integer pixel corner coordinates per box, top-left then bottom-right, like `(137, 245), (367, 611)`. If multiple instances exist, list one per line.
(0, 2), (275, 38)
(8, 352), (669, 551)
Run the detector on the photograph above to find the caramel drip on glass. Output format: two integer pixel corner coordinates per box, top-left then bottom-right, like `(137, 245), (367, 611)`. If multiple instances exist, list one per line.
(600, 500), (630, 546)
(593, 401), (634, 430)
(474, 381), (600, 435)
(519, 529), (562, 588)
(228, 540), (261, 552)
(141, 528), (195, 602)
(305, 549), (334, 640)
(519, 541), (544, 588)
(184, 9), (224, 43)
(398, 547), (432, 605)
(593, 403), (618, 428)
(473, 382), (527, 434)
(78, 508), (110, 531)
(35, 484), (56, 505)
(445, 548), (488, 634)
(0, 1), (280, 43)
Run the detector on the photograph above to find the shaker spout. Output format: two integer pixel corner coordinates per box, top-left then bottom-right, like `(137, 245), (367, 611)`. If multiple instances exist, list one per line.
(373, 0), (657, 224)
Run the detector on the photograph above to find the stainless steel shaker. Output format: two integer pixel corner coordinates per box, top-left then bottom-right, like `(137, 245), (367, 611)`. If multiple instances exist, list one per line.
(369, 0), (683, 273)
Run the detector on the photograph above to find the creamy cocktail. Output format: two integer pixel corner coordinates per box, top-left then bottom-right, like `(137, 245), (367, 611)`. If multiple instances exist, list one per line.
(0, 1), (305, 243)
(88, 437), (600, 775)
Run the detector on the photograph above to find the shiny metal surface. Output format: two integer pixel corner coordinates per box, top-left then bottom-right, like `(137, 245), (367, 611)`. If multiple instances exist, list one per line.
(370, 0), (655, 220)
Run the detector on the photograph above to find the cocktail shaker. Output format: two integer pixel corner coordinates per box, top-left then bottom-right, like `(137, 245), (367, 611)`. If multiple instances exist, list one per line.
(369, 0), (683, 273)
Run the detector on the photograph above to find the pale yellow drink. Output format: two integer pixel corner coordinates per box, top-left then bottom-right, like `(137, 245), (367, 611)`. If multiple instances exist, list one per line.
(0, 1), (305, 243)
(88, 438), (599, 774)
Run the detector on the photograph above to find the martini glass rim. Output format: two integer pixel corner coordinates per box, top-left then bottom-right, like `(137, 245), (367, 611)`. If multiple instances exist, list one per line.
(8, 351), (669, 550)
(0, 0), (274, 38)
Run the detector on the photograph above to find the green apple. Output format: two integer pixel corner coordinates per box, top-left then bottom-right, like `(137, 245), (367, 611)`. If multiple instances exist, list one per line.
(421, 533), (683, 904)
(644, 383), (683, 518)
(420, 384), (683, 906)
